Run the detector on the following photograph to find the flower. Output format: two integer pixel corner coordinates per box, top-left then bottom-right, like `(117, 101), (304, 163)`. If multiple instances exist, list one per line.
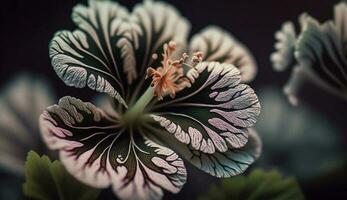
(0, 74), (56, 200)
(0, 74), (55, 175)
(271, 2), (347, 105)
(40, 0), (261, 200)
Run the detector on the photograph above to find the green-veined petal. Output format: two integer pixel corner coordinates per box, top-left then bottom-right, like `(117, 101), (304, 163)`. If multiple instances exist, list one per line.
(151, 62), (260, 155)
(49, 0), (136, 108)
(143, 123), (261, 178)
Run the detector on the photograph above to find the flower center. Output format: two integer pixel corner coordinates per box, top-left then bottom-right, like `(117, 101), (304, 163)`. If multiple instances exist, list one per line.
(123, 41), (203, 125)
(146, 41), (203, 100)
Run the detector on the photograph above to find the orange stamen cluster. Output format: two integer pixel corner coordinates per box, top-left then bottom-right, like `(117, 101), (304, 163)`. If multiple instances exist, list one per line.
(146, 41), (203, 100)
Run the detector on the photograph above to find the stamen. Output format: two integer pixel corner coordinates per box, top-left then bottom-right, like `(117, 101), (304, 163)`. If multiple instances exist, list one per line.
(152, 53), (158, 60)
(146, 41), (203, 100)
(168, 41), (177, 50)
(192, 51), (203, 63)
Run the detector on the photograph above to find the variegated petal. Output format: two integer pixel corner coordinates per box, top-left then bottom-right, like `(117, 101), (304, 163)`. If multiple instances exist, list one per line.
(144, 124), (261, 178)
(39, 96), (186, 200)
(151, 62), (261, 154)
(49, 0), (136, 108)
(190, 26), (257, 82)
(109, 133), (186, 200)
(127, 0), (191, 103)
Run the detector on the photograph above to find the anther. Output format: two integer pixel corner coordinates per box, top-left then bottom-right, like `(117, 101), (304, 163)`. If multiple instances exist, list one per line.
(192, 51), (203, 63)
(168, 41), (177, 50)
(152, 53), (158, 60)
(145, 41), (198, 100)
(171, 60), (180, 67)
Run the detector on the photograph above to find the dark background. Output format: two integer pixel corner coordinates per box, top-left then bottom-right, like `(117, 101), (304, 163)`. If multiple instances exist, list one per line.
(1, 0), (346, 199)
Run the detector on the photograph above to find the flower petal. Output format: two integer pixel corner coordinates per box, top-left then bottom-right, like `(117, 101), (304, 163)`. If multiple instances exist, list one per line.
(334, 2), (347, 50)
(110, 133), (186, 200)
(151, 62), (260, 154)
(283, 65), (310, 106)
(127, 0), (191, 102)
(294, 14), (347, 101)
(187, 128), (261, 177)
(270, 22), (297, 71)
(39, 96), (186, 200)
(0, 74), (55, 174)
(144, 124), (261, 178)
(49, 0), (136, 107)
(190, 26), (257, 82)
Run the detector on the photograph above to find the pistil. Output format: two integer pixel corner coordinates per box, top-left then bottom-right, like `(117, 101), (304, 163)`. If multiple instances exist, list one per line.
(123, 86), (155, 124)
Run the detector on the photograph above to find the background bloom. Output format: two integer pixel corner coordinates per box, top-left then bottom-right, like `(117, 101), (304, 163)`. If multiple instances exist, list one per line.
(0, 74), (56, 200)
(0, 74), (55, 174)
(271, 2), (347, 105)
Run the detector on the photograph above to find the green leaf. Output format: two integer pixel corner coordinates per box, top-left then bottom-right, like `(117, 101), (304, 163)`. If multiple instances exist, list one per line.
(23, 151), (100, 200)
(197, 169), (305, 200)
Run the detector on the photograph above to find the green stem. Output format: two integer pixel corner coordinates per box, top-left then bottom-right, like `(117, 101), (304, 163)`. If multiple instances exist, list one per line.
(124, 86), (154, 123)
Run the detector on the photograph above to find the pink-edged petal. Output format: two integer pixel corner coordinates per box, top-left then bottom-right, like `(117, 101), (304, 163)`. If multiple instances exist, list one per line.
(190, 26), (257, 82)
(151, 62), (260, 155)
(39, 96), (186, 200)
(109, 133), (186, 200)
(144, 123), (261, 178)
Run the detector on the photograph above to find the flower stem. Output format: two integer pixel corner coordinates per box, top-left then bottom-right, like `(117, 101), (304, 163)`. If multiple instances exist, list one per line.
(123, 86), (154, 123)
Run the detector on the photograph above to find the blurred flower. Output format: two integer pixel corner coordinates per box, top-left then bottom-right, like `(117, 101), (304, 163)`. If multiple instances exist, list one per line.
(40, 0), (261, 200)
(0, 74), (56, 200)
(271, 22), (297, 71)
(255, 87), (344, 180)
(271, 2), (347, 105)
(0, 74), (55, 175)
